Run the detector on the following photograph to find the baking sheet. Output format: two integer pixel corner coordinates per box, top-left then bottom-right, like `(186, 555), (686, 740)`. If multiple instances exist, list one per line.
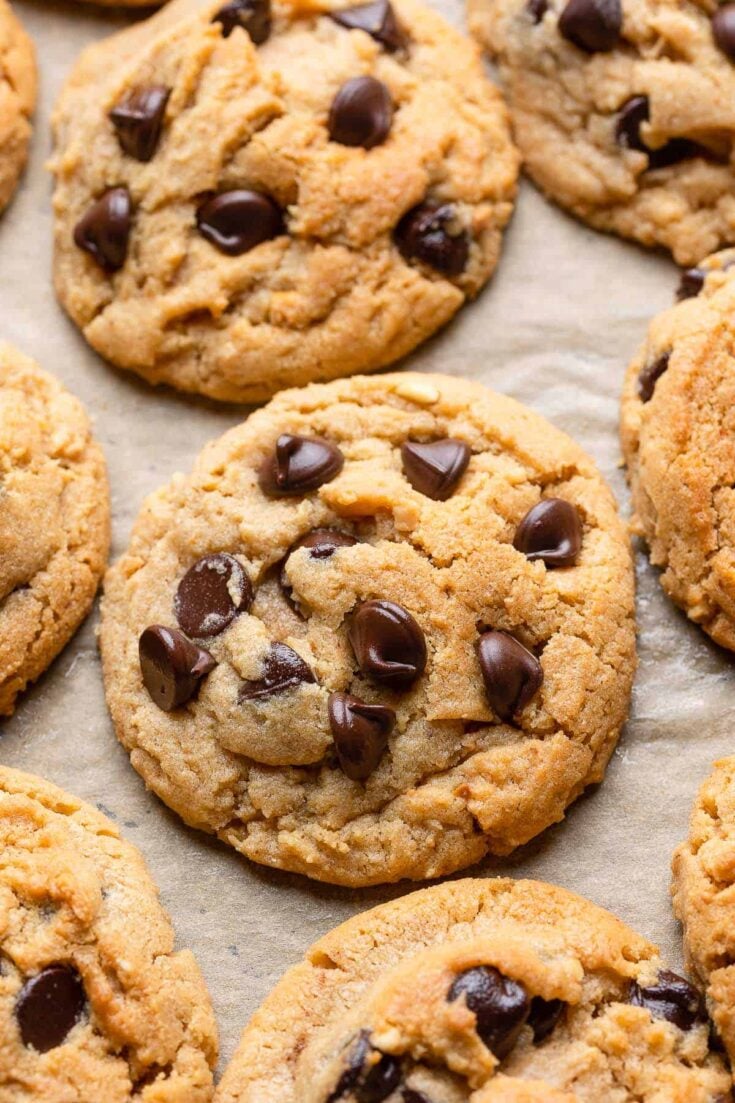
(2, 0), (733, 1075)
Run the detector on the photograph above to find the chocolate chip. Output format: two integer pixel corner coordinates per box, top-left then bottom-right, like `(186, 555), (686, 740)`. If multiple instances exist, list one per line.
(326, 1031), (402, 1103)
(528, 0), (548, 20)
(477, 630), (543, 722)
(349, 599), (427, 690)
(73, 187), (132, 272)
(331, 0), (407, 52)
(558, 0), (622, 51)
(357, 1053), (402, 1103)
(328, 692), (395, 780)
(110, 85), (170, 162)
(401, 439), (471, 500)
(637, 351), (669, 402)
(289, 529), (359, 562)
(239, 641), (315, 701)
(259, 434), (345, 497)
(448, 966), (530, 1058)
(527, 996), (565, 1042)
(213, 0), (272, 43)
(629, 970), (706, 1030)
(196, 190), (283, 256)
(16, 965), (86, 1052)
(327, 1031), (371, 1102)
(713, 3), (735, 59)
(328, 76), (393, 150)
(402, 1092), (433, 1103)
(616, 95), (704, 169)
(139, 625), (216, 711)
(513, 498), (583, 568)
(174, 553), (253, 638)
(395, 202), (469, 277)
(677, 267), (706, 300)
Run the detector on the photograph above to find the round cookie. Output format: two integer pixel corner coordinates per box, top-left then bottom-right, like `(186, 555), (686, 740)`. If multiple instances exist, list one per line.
(620, 250), (735, 650)
(468, 0), (735, 265)
(0, 766), (217, 1101)
(214, 877), (731, 1102)
(100, 372), (636, 887)
(0, 0), (36, 213)
(0, 343), (110, 715)
(50, 0), (518, 404)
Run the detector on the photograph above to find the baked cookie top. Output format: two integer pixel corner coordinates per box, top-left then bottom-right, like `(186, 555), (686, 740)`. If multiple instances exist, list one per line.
(620, 249), (735, 650)
(214, 877), (731, 1102)
(0, 343), (110, 716)
(0, 766), (217, 1101)
(50, 0), (518, 404)
(0, 0), (36, 213)
(100, 372), (636, 887)
(468, 0), (735, 265)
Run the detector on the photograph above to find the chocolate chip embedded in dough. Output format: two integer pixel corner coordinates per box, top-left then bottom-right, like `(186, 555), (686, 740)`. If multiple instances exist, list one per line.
(328, 692), (396, 780)
(476, 630), (543, 722)
(196, 190), (283, 256)
(259, 434), (345, 497)
(394, 203), (469, 277)
(212, 0), (272, 43)
(513, 498), (583, 568)
(239, 642), (316, 700)
(558, 0), (622, 52)
(401, 439), (471, 500)
(331, 0), (407, 52)
(73, 187), (132, 272)
(175, 553), (253, 638)
(110, 85), (170, 162)
(629, 970), (706, 1030)
(139, 625), (216, 711)
(16, 965), (86, 1053)
(348, 600), (427, 690)
(448, 965), (530, 1058)
(328, 76), (393, 150)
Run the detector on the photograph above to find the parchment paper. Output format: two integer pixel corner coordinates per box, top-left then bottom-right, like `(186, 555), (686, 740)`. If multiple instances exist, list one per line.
(2, 0), (733, 1075)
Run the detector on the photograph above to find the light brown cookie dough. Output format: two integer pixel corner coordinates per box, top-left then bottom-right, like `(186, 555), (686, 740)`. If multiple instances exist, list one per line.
(620, 249), (735, 650)
(0, 766), (217, 1101)
(0, 0), (36, 213)
(214, 877), (731, 1102)
(100, 372), (636, 887)
(468, 0), (735, 265)
(50, 0), (518, 404)
(0, 343), (110, 716)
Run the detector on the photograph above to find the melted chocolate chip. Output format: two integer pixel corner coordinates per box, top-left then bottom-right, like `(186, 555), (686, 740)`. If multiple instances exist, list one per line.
(139, 625), (216, 711)
(331, 0), (407, 52)
(528, 0), (549, 19)
(402, 1092), (433, 1103)
(73, 187), (132, 272)
(212, 0), (272, 43)
(357, 1053), (402, 1103)
(477, 630), (543, 722)
(16, 965), (86, 1052)
(174, 553), (253, 638)
(327, 1031), (402, 1103)
(527, 996), (565, 1042)
(677, 267), (706, 300)
(327, 1031), (371, 1102)
(401, 439), (471, 500)
(110, 85), (170, 162)
(259, 434), (345, 497)
(328, 76), (393, 150)
(239, 642), (316, 700)
(448, 966), (530, 1058)
(629, 970), (705, 1030)
(349, 599), (427, 689)
(558, 0), (622, 52)
(616, 95), (703, 169)
(328, 692), (395, 780)
(713, 3), (735, 59)
(513, 498), (583, 568)
(394, 202), (469, 277)
(196, 190), (283, 256)
(637, 351), (670, 402)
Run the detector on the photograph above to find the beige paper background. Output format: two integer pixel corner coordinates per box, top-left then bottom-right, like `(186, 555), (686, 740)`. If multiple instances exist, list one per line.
(2, 0), (733, 1076)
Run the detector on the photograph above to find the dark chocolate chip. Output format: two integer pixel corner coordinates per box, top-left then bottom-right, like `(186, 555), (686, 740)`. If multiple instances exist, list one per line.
(357, 1053), (402, 1103)
(713, 3), (735, 59)
(212, 0), (272, 43)
(349, 599), (427, 690)
(558, 0), (622, 51)
(331, 0), (407, 52)
(513, 498), (583, 568)
(448, 966), (530, 1058)
(110, 85), (170, 162)
(616, 95), (704, 169)
(477, 630), (543, 722)
(73, 187), (132, 272)
(527, 996), (565, 1042)
(401, 438), (471, 500)
(139, 625), (216, 711)
(677, 267), (706, 300)
(16, 965), (86, 1053)
(280, 530), (358, 609)
(527, 0), (548, 20)
(637, 351), (669, 402)
(326, 1031), (402, 1103)
(196, 190), (283, 256)
(402, 1092), (433, 1103)
(239, 641), (316, 700)
(328, 692), (395, 780)
(395, 202), (469, 277)
(327, 1031), (371, 1102)
(174, 553), (253, 638)
(259, 434), (345, 497)
(328, 76), (393, 150)
(629, 970), (706, 1030)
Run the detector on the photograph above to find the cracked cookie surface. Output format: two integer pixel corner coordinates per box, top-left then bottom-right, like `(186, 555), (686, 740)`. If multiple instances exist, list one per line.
(100, 372), (636, 887)
(0, 766), (217, 1102)
(0, 343), (110, 716)
(0, 0), (35, 214)
(214, 876), (731, 1102)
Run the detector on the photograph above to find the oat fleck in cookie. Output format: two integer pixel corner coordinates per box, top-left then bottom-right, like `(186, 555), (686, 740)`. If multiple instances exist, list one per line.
(213, 877), (730, 1101)
(100, 373), (636, 886)
(0, 0), (36, 214)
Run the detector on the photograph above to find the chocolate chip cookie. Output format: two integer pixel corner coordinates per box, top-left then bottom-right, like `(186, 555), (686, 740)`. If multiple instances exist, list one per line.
(620, 250), (735, 650)
(50, 0), (518, 404)
(469, 0), (735, 265)
(100, 372), (636, 886)
(214, 876), (730, 1102)
(0, 766), (217, 1100)
(0, 343), (110, 715)
(0, 0), (35, 213)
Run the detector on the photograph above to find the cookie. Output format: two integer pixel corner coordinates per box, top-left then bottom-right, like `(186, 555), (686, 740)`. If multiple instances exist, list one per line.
(0, 766), (217, 1100)
(468, 0), (735, 266)
(0, 0), (36, 213)
(50, 0), (518, 404)
(0, 343), (110, 715)
(620, 249), (735, 650)
(100, 372), (636, 887)
(214, 876), (731, 1102)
